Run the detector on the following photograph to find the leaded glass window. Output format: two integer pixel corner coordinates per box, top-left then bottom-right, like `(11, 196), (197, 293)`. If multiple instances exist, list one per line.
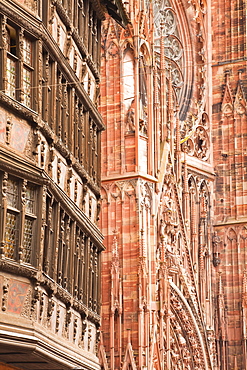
(22, 36), (33, 108)
(6, 57), (16, 99)
(23, 68), (31, 107)
(6, 179), (18, 208)
(23, 217), (33, 263)
(26, 185), (35, 214)
(1, 175), (38, 265)
(22, 184), (37, 264)
(23, 38), (32, 64)
(4, 212), (17, 259)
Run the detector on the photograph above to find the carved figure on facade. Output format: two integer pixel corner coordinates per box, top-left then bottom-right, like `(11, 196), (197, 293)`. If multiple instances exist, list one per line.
(212, 231), (221, 267)
(2, 279), (9, 311)
(126, 99), (135, 132)
(139, 107), (148, 136)
(111, 231), (122, 314)
(194, 126), (209, 159)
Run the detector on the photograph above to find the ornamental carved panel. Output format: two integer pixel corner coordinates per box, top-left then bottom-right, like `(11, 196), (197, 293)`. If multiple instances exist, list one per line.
(181, 113), (210, 161)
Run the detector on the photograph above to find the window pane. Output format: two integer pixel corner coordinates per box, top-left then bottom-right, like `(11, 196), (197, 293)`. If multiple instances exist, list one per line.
(4, 212), (17, 259)
(23, 217), (33, 263)
(23, 38), (32, 65)
(6, 179), (18, 208)
(6, 25), (17, 56)
(6, 57), (16, 99)
(26, 185), (35, 214)
(23, 67), (31, 107)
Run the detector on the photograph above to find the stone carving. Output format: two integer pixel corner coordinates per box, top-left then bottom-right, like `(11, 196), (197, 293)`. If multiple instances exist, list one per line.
(212, 231), (221, 267)
(64, 307), (72, 338)
(21, 288), (32, 318)
(47, 296), (55, 324)
(126, 99), (135, 132)
(88, 326), (92, 351)
(40, 141), (46, 168)
(74, 317), (78, 342)
(165, 36), (183, 61)
(170, 289), (206, 369)
(6, 120), (13, 145)
(56, 306), (60, 333)
(57, 158), (61, 184)
(153, 0), (184, 102)
(2, 280), (9, 311)
(160, 8), (176, 35)
(81, 317), (87, 342)
(39, 292), (45, 322)
(30, 283), (39, 317)
(194, 126), (209, 159)
(181, 115), (210, 161)
(139, 108), (148, 136)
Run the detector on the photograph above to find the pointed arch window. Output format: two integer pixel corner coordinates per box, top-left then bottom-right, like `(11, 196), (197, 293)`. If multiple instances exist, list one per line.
(123, 48), (135, 112)
(153, 0), (184, 101)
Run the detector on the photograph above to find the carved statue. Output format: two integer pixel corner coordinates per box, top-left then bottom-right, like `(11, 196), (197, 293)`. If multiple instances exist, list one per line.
(126, 99), (135, 132)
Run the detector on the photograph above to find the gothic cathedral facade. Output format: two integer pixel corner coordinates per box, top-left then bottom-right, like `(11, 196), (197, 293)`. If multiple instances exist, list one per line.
(99, 0), (247, 369)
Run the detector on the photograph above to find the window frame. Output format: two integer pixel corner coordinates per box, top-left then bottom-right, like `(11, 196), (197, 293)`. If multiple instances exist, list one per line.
(0, 173), (39, 266)
(1, 19), (36, 110)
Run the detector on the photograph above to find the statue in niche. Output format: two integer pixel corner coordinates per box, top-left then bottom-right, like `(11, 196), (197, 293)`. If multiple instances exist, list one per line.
(126, 99), (135, 132)
(139, 106), (148, 136)
(212, 231), (221, 267)
(194, 126), (209, 159)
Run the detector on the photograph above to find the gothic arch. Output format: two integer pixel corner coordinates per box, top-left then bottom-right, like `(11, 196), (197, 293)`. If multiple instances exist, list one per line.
(139, 40), (152, 66)
(110, 182), (122, 199)
(227, 227), (237, 242)
(106, 40), (120, 58)
(101, 186), (108, 201)
(170, 283), (211, 369)
(122, 47), (135, 113)
(153, 0), (197, 119)
(123, 180), (136, 198)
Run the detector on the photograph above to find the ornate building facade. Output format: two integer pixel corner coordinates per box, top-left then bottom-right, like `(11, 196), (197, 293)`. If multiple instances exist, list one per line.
(0, 0), (126, 369)
(99, 0), (247, 369)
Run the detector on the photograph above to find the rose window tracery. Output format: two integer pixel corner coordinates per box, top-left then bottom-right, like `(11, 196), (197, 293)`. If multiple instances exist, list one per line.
(153, 0), (184, 98)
